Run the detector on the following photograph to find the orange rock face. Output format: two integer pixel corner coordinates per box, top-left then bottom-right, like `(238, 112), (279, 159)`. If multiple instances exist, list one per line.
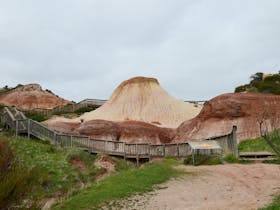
(0, 84), (69, 110)
(174, 93), (280, 143)
(77, 120), (175, 144)
(45, 119), (175, 144)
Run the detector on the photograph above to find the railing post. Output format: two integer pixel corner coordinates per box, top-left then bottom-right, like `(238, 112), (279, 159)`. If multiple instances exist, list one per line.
(27, 119), (30, 139)
(148, 144), (151, 161)
(124, 142), (126, 160)
(177, 143), (179, 157)
(104, 140), (107, 152)
(70, 135), (73, 148)
(15, 120), (18, 137)
(232, 126), (239, 158)
(163, 144), (166, 157)
(136, 144), (139, 167)
(88, 136), (91, 153)
(54, 132), (57, 145)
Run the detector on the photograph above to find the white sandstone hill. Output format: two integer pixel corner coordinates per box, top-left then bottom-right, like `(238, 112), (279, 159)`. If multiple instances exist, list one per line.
(70, 76), (202, 128)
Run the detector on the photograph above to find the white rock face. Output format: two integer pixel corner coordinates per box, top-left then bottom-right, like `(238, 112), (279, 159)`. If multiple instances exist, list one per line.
(72, 76), (202, 128)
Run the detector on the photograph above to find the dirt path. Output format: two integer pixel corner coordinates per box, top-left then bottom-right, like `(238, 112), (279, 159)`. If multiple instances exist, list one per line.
(108, 164), (280, 210)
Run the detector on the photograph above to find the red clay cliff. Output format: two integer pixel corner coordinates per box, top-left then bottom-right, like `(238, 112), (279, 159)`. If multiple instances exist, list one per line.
(0, 84), (69, 110)
(174, 93), (280, 143)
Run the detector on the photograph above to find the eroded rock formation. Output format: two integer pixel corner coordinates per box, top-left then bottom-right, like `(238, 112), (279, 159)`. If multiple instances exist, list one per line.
(174, 93), (280, 143)
(0, 84), (69, 110)
(70, 76), (202, 128)
(45, 76), (200, 143)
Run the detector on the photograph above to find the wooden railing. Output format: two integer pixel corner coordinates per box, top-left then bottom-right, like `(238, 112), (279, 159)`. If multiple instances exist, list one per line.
(2, 107), (238, 159)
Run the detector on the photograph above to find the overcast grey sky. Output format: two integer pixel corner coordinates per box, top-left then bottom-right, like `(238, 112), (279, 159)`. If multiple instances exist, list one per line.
(0, 0), (280, 102)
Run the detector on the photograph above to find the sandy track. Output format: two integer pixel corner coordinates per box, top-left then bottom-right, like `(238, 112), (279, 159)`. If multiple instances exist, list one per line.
(108, 164), (280, 210)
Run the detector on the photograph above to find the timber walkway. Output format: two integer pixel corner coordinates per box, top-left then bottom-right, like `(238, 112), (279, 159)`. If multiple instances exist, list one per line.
(2, 107), (238, 163)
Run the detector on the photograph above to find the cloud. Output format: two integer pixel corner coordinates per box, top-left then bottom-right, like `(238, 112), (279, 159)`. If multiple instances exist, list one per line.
(0, 0), (279, 101)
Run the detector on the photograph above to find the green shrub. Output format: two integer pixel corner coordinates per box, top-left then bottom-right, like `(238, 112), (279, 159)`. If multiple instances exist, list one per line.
(0, 138), (41, 209)
(238, 137), (273, 152)
(108, 156), (134, 172)
(260, 194), (280, 210)
(74, 106), (97, 115)
(24, 111), (49, 122)
(184, 155), (222, 166)
(234, 72), (280, 95)
(223, 153), (239, 163)
(262, 158), (280, 164)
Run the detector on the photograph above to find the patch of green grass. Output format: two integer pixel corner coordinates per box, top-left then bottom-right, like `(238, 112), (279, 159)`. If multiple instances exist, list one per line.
(74, 106), (97, 115)
(0, 132), (102, 208)
(108, 156), (134, 172)
(223, 153), (253, 164)
(52, 159), (183, 210)
(223, 153), (240, 163)
(24, 111), (49, 122)
(260, 194), (280, 210)
(238, 137), (273, 153)
(262, 158), (280, 164)
(184, 155), (223, 166)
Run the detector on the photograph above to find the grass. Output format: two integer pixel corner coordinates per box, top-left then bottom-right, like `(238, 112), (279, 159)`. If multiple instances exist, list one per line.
(52, 159), (183, 210)
(238, 137), (274, 153)
(262, 158), (280, 164)
(24, 111), (49, 122)
(260, 195), (280, 210)
(223, 153), (240, 163)
(223, 153), (254, 164)
(0, 132), (103, 208)
(183, 155), (223, 166)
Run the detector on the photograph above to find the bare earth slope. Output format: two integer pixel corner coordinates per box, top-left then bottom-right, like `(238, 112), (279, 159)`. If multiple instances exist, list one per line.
(111, 164), (280, 210)
(174, 93), (280, 143)
(0, 84), (69, 110)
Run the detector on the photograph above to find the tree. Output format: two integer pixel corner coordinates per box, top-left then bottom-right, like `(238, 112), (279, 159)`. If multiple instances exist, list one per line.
(250, 72), (264, 83)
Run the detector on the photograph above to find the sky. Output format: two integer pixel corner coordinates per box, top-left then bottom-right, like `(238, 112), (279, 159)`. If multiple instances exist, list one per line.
(0, 0), (280, 102)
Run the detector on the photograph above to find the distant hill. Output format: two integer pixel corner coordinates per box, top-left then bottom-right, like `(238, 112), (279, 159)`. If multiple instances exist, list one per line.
(235, 72), (280, 94)
(0, 84), (70, 110)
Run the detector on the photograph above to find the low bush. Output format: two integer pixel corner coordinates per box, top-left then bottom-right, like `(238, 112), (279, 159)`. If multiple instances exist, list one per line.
(0, 138), (41, 209)
(238, 137), (273, 153)
(260, 194), (280, 210)
(262, 158), (280, 164)
(108, 156), (134, 172)
(223, 154), (240, 163)
(24, 111), (49, 122)
(184, 155), (222, 166)
(74, 106), (97, 115)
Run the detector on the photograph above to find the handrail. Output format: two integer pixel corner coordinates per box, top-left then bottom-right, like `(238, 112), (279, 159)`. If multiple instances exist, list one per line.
(3, 107), (16, 122)
(1, 106), (238, 158)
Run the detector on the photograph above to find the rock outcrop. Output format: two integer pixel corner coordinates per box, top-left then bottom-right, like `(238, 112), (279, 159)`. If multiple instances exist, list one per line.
(0, 84), (69, 110)
(46, 119), (175, 144)
(70, 76), (202, 128)
(174, 93), (280, 143)
(45, 76), (200, 143)
(78, 120), (175, 144)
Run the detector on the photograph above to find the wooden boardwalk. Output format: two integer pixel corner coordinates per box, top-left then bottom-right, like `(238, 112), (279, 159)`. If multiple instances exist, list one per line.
(2, 107), (239, 163)
(239, 152), (277, 162)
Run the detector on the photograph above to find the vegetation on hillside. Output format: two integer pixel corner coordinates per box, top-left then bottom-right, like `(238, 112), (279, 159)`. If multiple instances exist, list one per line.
(260, 195), (280, 210)
(235, 72), (280, 94)
(238, 137), (274, 153)
(53, 159), (182, 210)
(0, 132), (182, 209)
(0, 132), (105, 209)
